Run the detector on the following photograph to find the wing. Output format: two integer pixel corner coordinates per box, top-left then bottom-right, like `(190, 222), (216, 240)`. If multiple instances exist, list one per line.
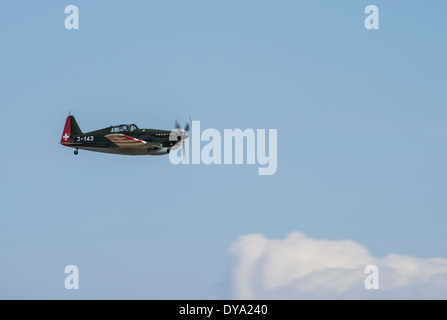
(105, 134), (147, 148)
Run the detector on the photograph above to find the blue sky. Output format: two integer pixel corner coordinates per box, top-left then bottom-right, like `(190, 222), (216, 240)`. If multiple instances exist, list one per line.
(1, 1), (447, 299)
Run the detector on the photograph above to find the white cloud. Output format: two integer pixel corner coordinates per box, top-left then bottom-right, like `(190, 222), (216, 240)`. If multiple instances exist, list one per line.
(229, 232), (447, 299)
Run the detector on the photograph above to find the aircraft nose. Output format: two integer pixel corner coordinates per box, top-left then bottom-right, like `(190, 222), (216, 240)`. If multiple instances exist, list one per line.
(184, 132), (189, 139)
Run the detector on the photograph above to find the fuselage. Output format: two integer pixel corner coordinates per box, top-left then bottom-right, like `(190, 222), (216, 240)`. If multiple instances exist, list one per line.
(65, 127), (180, 156)
(60, 116), (188, 156)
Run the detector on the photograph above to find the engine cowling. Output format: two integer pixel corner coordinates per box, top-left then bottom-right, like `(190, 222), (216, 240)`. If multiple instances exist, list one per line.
(148, 148), (170, 155)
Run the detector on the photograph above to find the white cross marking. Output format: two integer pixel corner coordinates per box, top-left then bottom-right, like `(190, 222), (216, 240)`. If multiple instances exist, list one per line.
(63, 133), (69, 141)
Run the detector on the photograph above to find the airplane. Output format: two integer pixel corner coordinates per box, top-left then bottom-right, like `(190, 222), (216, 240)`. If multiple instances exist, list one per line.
(60, 113), (190, 156)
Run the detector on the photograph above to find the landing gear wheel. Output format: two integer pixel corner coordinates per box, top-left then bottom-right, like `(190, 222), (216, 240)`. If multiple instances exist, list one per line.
(74, 149), (78, 155)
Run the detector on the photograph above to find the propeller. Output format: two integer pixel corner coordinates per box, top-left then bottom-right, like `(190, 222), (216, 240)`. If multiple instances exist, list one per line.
(172, 118), (191, 160)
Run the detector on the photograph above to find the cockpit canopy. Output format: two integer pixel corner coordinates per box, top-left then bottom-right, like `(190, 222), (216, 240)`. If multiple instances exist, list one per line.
(110, 124), (138, 133)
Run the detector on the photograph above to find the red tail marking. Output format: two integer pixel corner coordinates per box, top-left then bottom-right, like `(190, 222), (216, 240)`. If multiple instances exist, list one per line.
(60, 115), (71, 145)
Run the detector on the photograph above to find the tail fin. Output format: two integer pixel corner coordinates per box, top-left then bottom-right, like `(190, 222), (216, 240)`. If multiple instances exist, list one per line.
(60, 114), (83, 145)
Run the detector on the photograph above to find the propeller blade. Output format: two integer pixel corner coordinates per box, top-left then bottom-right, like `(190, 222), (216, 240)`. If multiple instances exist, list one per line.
(175, 119), (181, 130)
(182, 141), (186, 161)
(184, 118), (191, 132)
